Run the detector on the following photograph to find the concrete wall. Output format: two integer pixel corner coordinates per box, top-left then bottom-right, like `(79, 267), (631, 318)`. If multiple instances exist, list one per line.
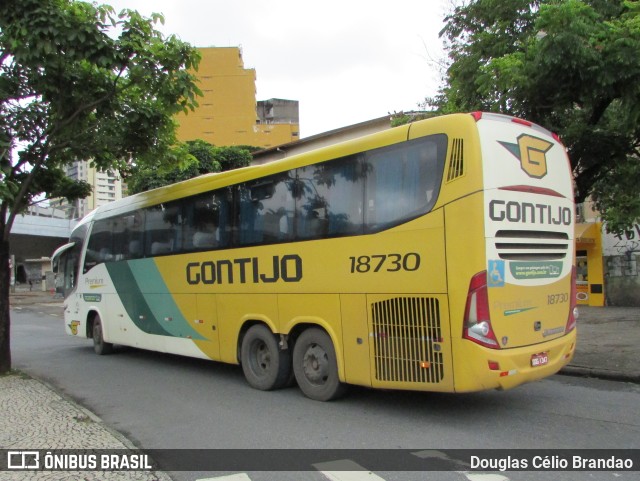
(257, 99), (299, 124)
(11, 212), (75, 238)
(9, 213), (75, 292)
(602, 224), (640, 306)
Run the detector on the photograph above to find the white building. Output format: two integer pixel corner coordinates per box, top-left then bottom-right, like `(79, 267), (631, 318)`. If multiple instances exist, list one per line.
(54, 161), (124, 219)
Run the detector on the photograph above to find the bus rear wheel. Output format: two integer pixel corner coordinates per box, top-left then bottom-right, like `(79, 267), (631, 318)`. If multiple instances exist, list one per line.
(241, 324), (291, 391)
(92, 315), (113, 355)
(293, 328), (347, 401)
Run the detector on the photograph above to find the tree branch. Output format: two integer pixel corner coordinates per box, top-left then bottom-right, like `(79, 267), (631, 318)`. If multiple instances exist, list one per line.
(46, 66), (126, 139)
(589, 97), (613, 125)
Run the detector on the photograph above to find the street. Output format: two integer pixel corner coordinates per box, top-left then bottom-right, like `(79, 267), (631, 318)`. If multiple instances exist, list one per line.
(9, 304), (640, 481)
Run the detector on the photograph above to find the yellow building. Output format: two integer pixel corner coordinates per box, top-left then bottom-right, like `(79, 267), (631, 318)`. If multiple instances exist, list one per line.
(175, 47), (299, 148)
(575, 222), (605, 306)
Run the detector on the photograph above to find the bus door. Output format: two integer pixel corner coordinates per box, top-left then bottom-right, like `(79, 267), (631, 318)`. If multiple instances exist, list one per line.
(52, 242), (80, 299)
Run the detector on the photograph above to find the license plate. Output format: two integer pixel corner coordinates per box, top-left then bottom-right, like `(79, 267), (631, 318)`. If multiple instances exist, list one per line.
(531, 352), (549, 367)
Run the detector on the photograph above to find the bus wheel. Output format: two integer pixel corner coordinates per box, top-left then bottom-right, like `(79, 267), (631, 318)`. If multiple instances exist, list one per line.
(293, 328), (347, 401)
(92, 315), (113, 355)
(241, 324), (291, 391)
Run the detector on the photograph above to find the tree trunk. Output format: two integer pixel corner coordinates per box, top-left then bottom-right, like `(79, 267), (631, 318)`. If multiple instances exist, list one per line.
(0, 237), (11, 374)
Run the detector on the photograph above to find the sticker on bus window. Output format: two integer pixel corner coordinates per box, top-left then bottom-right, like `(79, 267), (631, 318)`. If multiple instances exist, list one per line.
(488, 260), (505, 287)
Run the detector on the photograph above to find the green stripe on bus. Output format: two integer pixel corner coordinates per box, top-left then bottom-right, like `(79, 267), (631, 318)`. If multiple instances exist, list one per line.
(129, 259), (207, 341)
(106, 261), (169, 336)
(106, 260), (206, 340)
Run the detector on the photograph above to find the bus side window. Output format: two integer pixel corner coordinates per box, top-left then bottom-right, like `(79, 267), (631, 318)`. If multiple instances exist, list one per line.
(144, 203), (181, 256)
(239, 173), (294, 245)
(127, 211), (144, 259)
(111, 215), (127, 260)
(84, 219), (112, 272)
(183, 189), (231, 251)
(295, 155), (365, 239)
(64, 250), (77, 293)
(364, 135), (447, 232)
(216, 188), (233, 247)
(111, 212), (144, 260)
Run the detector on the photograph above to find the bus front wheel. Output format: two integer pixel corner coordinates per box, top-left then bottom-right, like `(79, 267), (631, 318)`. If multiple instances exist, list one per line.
(293, 328), (347, 401)
(92, 315), (113, 355)
(241, 324), (291, 391)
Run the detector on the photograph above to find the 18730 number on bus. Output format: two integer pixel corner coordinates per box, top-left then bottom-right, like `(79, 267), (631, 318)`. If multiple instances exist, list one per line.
(349, 253), (421, 273)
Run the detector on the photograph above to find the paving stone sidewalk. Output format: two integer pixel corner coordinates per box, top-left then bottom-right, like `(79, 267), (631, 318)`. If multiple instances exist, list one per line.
(0, 372), (171, 481)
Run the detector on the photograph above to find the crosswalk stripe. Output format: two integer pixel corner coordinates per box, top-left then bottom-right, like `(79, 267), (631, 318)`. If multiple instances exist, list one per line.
(194, 463), (513, 481)
(412, 449), (471, 469)
(462, 473), (510, 481)
(196, 474), (252, 481)
(313, 459), (387, 481)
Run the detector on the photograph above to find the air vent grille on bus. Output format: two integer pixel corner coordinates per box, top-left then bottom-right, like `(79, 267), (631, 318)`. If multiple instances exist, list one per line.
(446, 138), (464, 182)
(371, 297), (443, 383)
(494, 230), (570, 260)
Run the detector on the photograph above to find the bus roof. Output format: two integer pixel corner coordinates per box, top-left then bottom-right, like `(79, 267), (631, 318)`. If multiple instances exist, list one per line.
(89, 112), (514, 221)
(90, 119), (421, 220)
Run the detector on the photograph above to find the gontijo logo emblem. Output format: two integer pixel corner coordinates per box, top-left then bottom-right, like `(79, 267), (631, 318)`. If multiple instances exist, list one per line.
(499, 134), (553, 179)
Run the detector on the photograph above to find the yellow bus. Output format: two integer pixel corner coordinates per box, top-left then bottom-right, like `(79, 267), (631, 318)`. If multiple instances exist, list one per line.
(52, 112), (577, 401)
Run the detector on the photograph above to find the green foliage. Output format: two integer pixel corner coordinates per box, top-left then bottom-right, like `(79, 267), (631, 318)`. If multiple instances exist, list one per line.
(0, 0), (202, 373)
(592, 155), (640, 233)
(428, 0), (640, 233)
(234, 145), (263, 153)
(215, 146), (254, 172)
(390, 112), (437, 128)
(126, 140), (253, 194)
(0, 0), (201, 232)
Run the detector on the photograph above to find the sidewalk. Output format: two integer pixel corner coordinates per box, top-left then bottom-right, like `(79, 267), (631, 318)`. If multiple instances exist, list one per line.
(3, 289), (640, 480)
(560, 305), (640, 383)
(0, 373), (171, 481)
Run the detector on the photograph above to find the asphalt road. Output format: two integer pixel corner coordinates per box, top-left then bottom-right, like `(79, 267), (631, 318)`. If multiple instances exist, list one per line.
(9, 305), (640, 481)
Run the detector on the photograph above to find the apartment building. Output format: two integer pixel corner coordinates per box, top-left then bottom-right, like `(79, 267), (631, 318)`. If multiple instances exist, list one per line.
(175, 47), (299, 148)
(54, 161), (123, 219)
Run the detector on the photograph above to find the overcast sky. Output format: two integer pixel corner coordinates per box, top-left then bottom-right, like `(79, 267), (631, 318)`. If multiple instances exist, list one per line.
(101, 0), (452, 138)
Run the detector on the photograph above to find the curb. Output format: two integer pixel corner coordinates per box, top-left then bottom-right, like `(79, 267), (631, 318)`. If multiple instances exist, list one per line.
(560, 365), (640, 384)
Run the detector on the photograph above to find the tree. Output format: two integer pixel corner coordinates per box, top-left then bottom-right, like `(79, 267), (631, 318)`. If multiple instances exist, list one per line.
(0, 0), (201, 374)
(126, 140), (253, 194)
(427, 0), (640, 233)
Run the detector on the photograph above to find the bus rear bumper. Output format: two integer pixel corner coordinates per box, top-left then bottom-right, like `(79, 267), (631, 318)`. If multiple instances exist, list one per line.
(454, 329), (577, 392)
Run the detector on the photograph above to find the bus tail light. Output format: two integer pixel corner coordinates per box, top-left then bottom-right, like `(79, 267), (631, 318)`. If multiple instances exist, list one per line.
(463, 271), (500, 349)
(566, 266), (578, 333)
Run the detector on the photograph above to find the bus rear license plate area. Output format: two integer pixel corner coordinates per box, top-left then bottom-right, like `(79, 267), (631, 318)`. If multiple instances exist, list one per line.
(531, 352), (549, 367)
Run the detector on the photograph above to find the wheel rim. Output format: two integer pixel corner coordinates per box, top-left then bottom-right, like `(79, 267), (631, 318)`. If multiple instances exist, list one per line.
(251, 340), (271, 376)
(302, 343), (329, 385)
